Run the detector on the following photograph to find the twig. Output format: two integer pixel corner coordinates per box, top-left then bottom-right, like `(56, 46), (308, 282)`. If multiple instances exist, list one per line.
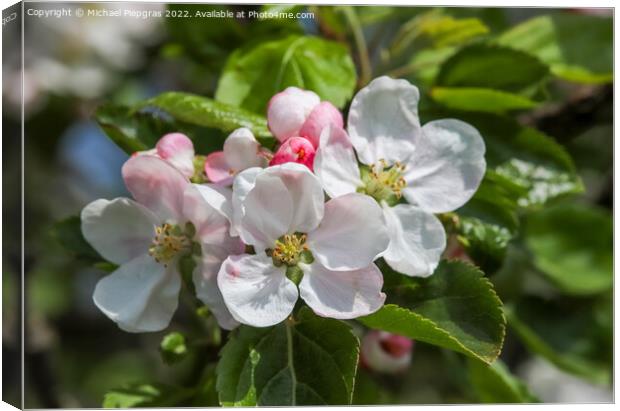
(342, 6), (372, 87)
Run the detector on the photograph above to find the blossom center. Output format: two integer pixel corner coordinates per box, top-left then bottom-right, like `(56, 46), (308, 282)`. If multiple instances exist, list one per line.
(270, 233), (309, 267)
(148, 223), (193, 266)
(359, 159), (407, 205)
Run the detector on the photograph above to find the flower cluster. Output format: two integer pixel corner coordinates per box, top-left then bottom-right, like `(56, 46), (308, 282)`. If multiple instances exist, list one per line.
(81, 76), (486, 332)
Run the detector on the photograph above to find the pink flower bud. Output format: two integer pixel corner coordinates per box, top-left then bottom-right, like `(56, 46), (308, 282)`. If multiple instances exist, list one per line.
(267, 88), (344, 148)
(299, 101), (344, 148)
(267, 87), (320, 143)
(156, 133), (194, 161)
(132, 133), (195, 178)
(444, 234), (474, 264)
(360, 331), (413, 374)
(269, 137), (316, 171)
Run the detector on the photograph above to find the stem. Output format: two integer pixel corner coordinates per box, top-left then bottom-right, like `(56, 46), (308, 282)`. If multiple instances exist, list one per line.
(342, 6), (372, 87)
(285, 319), (298, 405)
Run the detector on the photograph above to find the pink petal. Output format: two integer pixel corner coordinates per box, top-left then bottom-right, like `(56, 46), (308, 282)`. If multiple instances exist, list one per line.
(299, 101), (344, 148)
(204, 151), (235, 186)
(122, 155), (189, 221)
(269, 136), (316, 171)
(267, 87), (320, 142)
(156, 133), (195, 178)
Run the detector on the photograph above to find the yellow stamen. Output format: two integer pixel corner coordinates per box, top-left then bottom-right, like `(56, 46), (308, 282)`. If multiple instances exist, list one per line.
(148, 223), (192, 266)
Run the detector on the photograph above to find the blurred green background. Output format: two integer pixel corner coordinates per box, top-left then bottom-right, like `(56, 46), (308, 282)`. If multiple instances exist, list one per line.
(2, 2), (612, 407)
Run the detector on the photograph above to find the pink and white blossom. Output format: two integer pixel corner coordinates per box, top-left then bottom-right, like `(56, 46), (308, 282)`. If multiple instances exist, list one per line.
(133, 132), (195, 179)
(361, 331), (414, 374)
(269, 136), (316, 170)
(314, 76), (486, 278)
(218, 163), (389, 327)
(81, 155), (243, 332)
(267, 87), (343, 147)
(204, 128), (268, 186)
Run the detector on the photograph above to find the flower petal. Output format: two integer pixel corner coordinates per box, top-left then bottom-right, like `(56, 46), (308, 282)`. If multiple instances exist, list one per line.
(193, 244), (242, 330)
(267, 87), (320, 142)
(231, 167), (262, 236)
(314, 126), (362, 198)
(204, 151), (235, 186)
(299, 261), (385, 319)
(218, 254), (298, 327)
(93, 253), (181, 332)
(298, 101), (344, 148)
(261, 163), (325, 233)
(223, 128), (267, 171)
(382, 203), (446, 277)
(307, 193), (388, 271)
(156, 132), (195, 178)
(241, 172), (293, 250)
(193, 183), (234, 224)
(122, 155), (189, 221)
(81, 198), (157, 265)
(348, 76), (420, 165)
(402, 119), (486, 213)
(182, 185), (243, 251)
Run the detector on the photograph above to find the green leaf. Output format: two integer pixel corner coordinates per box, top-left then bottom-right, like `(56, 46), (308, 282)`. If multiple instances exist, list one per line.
(95, 104), (174, 154)
(139, 92), (272, 139)
(216, 308), (359, 405)
(431, 87), (538, 113)
(164, 5), (245, 72)
(102, 383), (193, 408)
(436, 44), (549, 92)
(418, 15), (489, 48)
(391, 10), (488, 57)
(50, 216), (102, 262)
(497, 14), (612, 84)
(360, 261), (506, 364)
(456, 171), (524, 273)
(506, 298), (611, 385)
(215, 35), (356, 113)
(160, 332), (188, 365)
(405, 46), (457, 85)
(524, 203), (612, 295)
(468, 358), (538, 403)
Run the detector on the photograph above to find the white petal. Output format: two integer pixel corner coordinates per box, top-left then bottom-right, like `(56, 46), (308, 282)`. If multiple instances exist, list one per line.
(299, 262), (385, 319)
(223, 128), (267, 170)
(193, 245), (242, 330)
(402, 119), (486, 213)
(307, 193), (389, 271)
(261, 163), (325, 233)
(348, 76), (420, 165)
(81, 198), (157, 265)
(241, 173), (293, 250)
(314, 126), (362, 198)
(218, 254), (298, 327)
(93, 253), (181, 332)
(231, 167), (262, 236)
(122, 155), (189, 221)
(193, 183), (234, 224)
(267, 87), (320, 142)
(182, 185), (245, 259)
(382, 203), (446, 277)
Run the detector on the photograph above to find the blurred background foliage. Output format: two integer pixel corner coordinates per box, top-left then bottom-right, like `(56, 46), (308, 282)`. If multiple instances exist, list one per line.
(2, 2), (612, 407)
